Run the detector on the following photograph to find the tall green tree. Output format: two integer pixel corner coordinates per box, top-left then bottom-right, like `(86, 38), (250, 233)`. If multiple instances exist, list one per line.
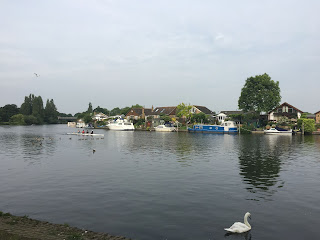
(87, 102), (93, 113)
(238, 73), (281, 113)
(44, 99), (58, 124)
(32, 96), (44, 123)
(20, 94), (34, 115)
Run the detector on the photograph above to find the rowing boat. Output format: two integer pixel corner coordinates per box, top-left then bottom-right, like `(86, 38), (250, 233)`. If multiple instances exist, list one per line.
(67, 133), (104, 136)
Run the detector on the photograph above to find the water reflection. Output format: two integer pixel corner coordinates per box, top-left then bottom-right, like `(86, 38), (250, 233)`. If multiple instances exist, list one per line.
(0, 126), (58, 166)
(225, 231), (252, 240)
(238, 135), (292, 201)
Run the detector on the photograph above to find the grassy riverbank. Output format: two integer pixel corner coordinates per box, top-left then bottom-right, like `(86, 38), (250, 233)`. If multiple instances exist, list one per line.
(0, 212), (131, 240)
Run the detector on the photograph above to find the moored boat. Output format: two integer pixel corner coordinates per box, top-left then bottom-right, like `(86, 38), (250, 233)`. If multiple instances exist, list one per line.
(264, 127), (292, 135)
(107, 118), (134, 131)
(188, 121), (238, 133)
(154, 124), (176, 132)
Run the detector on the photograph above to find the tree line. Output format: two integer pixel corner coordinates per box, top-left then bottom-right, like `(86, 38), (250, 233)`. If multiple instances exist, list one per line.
(0, 94), (66, 125)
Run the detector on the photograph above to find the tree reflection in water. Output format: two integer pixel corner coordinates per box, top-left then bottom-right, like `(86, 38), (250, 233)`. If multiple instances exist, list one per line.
(238, 135), (292, 201)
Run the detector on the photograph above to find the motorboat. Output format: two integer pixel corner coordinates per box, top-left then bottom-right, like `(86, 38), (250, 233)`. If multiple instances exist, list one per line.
(107, 118), (134, 131)
(154, 124), (176, 132)
(188, 121), (238, 133)
(264, 127), (292, 135)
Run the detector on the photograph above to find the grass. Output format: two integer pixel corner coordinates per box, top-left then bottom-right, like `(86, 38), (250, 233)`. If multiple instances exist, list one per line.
(66, 232), (84, 240)
(0, 230), (35, 240)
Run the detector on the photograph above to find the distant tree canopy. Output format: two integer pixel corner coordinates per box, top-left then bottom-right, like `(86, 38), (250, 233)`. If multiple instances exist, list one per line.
(191, 112), (209, 124)
(0, 94), (68, 125)
(110, 107), (121, 116)
(238, 73), (281, 113)
(94, 106), (109, 115)
(0, 104), (20, 122)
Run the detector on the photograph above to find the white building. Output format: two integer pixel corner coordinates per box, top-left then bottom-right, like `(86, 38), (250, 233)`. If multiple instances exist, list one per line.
(92, 113), (108, 121)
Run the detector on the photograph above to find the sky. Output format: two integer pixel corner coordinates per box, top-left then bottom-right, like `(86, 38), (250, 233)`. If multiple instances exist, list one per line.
(1, 0), (319, 114)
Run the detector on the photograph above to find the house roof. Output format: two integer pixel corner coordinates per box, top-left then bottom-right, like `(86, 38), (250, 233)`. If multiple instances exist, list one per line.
(269, 102), (304, 113)
(126, 108), (152, 116)
(306, 114), (315, 118)
(315, 111), (320, 114)
(193, 105), (214, 115)
(150, 106), (177, 115)
(220, 110), (244, 115)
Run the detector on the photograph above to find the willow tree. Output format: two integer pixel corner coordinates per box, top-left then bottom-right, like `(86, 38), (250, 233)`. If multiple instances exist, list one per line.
(238, 73), (281, 113)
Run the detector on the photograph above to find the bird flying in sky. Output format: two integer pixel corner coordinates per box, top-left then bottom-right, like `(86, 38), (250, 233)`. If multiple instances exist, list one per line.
(34, 73), (39, 77)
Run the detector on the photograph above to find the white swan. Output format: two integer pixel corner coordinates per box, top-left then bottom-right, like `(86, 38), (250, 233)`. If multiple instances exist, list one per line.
(224, 212), (251, 233)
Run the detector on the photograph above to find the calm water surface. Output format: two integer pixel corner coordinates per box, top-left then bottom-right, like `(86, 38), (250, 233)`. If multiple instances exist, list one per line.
(0, 125), (320, 240)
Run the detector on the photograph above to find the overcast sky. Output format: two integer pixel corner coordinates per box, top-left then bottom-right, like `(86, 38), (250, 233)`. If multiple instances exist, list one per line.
(1, 0), (319, 114)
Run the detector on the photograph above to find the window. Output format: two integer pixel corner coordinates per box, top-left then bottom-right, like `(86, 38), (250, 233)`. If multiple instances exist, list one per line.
(288, 108), (293, 113)
(278, 108), (282, 113)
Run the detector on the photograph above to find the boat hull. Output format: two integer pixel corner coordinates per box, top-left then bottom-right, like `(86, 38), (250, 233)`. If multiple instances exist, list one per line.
(188, 124), (238, 133)
(108, 125), (134, 131)
(264, 130), (292, 135)
(154, 125), (176, 132)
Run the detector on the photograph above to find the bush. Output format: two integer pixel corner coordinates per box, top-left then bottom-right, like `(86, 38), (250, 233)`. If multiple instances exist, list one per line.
(24, 115), (39, 125)
(240, 126), (252, 134)
(9, 114), (25, 125)
(297, 118), (316, 134)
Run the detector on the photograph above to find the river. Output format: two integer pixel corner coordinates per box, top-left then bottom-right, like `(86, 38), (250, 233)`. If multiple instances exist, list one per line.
(0, 125), (319, 240)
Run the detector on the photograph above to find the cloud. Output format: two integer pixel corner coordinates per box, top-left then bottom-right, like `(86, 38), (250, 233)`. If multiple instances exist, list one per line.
(215, 33), (225, 41)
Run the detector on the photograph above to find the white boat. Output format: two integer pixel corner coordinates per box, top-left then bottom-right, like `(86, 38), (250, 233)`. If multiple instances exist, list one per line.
(264, 127), (292, 135)
(107, 118), (134, 131)
(67, 133), (104, 136)
(154, 124), (176, 132)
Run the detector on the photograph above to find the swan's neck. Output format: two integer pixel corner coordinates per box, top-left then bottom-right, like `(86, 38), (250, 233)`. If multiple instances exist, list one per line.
(244, 215), (251, 229)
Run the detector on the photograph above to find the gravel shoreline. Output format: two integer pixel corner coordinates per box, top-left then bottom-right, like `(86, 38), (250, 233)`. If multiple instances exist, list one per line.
(0, 212), (132, 240)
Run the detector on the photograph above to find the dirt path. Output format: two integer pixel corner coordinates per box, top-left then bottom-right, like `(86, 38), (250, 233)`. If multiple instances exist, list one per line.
(0, 212), (131, 240)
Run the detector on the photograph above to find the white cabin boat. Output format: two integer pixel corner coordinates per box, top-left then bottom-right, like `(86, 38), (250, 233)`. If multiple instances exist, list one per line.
(264, 127), (292, 135)
(108, 118), (134, 131)
(154, 124), (176, 132)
